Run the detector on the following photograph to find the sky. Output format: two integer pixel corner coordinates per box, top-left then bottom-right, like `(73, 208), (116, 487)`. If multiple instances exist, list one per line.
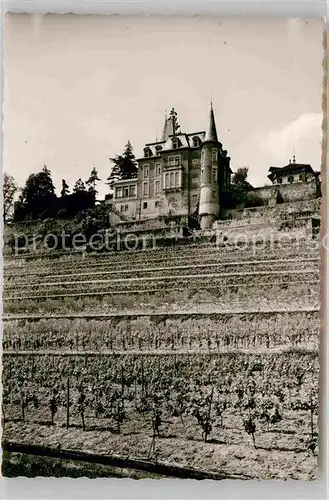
(3, 14), (324, 199)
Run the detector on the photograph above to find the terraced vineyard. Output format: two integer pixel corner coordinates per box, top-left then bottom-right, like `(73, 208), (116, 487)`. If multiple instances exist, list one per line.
(2, 237), (320, 479)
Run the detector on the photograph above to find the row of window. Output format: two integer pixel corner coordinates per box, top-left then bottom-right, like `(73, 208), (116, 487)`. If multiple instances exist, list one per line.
(144, 146), (218, 163)
(142, 171), (181, 196)
(142, 200), (160, 210)
(143, 148), (218, 178)
(142, 181), (162, 197)
(116, 163), (218, 200)
(201, 167), (218, 184)
(144, 137), (202, 157)
(120, 194), (198, 213)
(164, 171), (181, 189)
(115, 185), (136, 199)
(201, 148), (218, 165)
(277, 174), (308, 184)
(143, 157), (181, 178)
(143, 163), (162, 179)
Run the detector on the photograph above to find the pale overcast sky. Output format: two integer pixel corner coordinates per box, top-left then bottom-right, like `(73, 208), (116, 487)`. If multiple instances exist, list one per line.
(4, 14), (324, 198)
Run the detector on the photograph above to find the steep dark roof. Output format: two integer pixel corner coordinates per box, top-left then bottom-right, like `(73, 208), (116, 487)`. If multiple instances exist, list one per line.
(204, 103), (218, 143)
(268, 163), (315, 181)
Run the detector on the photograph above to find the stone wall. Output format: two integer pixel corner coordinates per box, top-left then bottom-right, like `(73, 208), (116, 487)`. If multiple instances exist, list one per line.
(213, 198), (321, 243)
(114, 215), (190, 241)
(222, 198), (321, 223)
(247, 180), (318, 206)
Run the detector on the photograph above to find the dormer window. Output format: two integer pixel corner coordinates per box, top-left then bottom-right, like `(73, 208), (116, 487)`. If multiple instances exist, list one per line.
(172, 138), (181, 150)
(277, 177), (283, 184)
(144, 147), (152, 158)
(155, 146), (162, 155)
(193, 137), (200, 148)
(288, 175), (294, 184)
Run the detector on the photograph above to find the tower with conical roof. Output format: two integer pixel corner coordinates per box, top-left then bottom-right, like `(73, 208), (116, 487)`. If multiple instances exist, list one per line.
(199, 103), (222, 230)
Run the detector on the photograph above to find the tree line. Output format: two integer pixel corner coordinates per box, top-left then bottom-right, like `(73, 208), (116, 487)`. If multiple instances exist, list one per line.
(3, 141), (138, 223)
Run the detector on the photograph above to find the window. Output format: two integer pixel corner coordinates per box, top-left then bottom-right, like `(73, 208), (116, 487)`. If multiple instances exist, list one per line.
(155, 163), (161, 177)
(201, 150), (205, 166)
(201, 169), (204, 183)
(154, 180), (160, 194)
(193, 137), (200, 148)
(212, 148), (218, 164)
(288, 175), (294, 184)
(143, 165), (149, 179)
(169, 157), (174, 166)
(165, 172), (170, 188)
(129, 185), (136, 197)
(299, 174), (304, 181)
(175, 171), (180, 187)
(115, 187), (122, 198)
(143, 202), (148, 209)
(155, 146), (162, 155)
(172, 139), (179, 149)
(212, 167), (217, 184)
(192, 195), (198, 203)
(170, 172), (175, 188)
(120, 205), (124, 212)
(277, 177), (283, 184)
(175, 156), (180, 166)
(143, 182), (149, 197)
(124, 205), (128, 211)
(144, 148), (152, 158)
(123, 187), (129, 198)
(155, 201), (160, 208)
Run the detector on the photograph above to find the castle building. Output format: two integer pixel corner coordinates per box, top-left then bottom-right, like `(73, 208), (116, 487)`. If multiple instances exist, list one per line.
(111, 104), (232, 230)
(268, 157), (320, 185)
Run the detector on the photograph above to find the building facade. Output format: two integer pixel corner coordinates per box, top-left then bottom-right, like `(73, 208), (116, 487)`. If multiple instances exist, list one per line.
(268, 157), (320, 185)
(111, 105), (232, 229)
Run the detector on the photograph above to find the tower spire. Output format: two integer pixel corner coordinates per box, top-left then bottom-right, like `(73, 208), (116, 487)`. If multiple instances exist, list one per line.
(204, 101), (218, 142)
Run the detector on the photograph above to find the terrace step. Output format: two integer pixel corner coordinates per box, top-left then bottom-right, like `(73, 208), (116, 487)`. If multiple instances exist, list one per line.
(3, 280), (319, 317)
(4, 257), (319, 284)
(2, 346), (318, 356)
(4, 239), (320, 271)
(3, 269), (319, 293)
(2, 306), (320, 321)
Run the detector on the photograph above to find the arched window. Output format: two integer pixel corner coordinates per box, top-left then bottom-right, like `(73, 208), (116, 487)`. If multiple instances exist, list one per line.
(288, 175), (294, 184)
(144, 148), (152, 158)
(299, 173), (304, 181)
(172, 138), (181, 150)
(193, 137), (200, 148)
(277, 177), (282, 184)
